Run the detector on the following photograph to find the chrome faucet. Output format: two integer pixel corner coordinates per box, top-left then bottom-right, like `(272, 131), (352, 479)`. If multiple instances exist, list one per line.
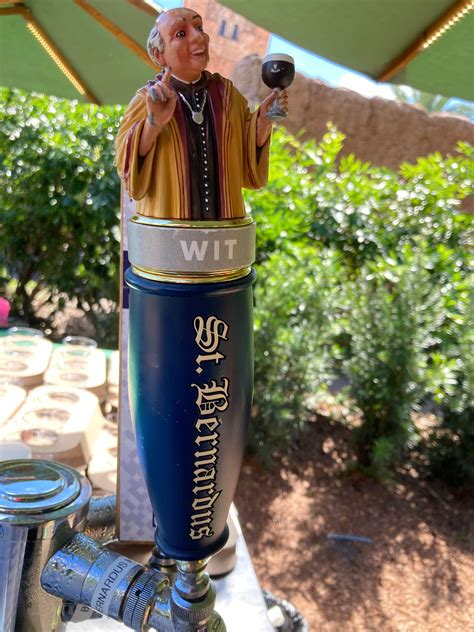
(0, 459), (225, 632)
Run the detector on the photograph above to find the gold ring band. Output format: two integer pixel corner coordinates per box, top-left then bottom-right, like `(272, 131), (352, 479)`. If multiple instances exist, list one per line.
(131, 265), (252, 284)
(130, 215), (254, 230)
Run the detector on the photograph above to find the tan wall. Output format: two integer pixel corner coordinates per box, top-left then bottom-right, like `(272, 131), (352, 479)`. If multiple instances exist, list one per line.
(231, 54), (474, 172)
(184, 0), (270, 79)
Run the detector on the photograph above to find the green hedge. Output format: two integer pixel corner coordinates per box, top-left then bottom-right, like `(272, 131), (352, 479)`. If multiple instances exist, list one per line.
(251, 244), (338, 466)
(0, 88), (124, 346)
(247, 126), (472, 478)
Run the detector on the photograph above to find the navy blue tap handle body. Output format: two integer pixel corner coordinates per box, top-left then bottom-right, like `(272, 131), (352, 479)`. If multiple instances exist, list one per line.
(125, 267), (255, 560)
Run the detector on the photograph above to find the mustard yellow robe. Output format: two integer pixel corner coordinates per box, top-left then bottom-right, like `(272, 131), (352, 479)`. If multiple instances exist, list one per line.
(116, 72), (271, 220)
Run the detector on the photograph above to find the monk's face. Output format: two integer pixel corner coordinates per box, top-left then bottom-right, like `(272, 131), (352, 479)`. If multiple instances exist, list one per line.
(155, 9), (210, 82)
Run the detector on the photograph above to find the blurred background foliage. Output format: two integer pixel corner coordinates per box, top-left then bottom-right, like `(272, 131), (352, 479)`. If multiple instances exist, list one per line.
(0, 88), (123, 347)
(1, 88), (473, 484)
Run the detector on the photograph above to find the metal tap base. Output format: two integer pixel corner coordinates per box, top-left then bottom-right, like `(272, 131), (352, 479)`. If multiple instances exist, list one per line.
(41, 531), (226, 631)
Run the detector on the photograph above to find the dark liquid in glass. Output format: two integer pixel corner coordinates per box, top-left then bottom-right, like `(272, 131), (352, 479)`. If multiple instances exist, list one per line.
(261, 60), (295, 90)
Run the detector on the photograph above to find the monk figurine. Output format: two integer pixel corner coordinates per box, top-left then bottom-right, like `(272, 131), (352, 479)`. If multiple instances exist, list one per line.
(116, 7), (288, 220)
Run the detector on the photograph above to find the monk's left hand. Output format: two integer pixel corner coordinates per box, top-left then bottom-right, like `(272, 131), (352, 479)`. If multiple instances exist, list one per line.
(259, 89), (289, 118)
(256, 89), (288, 146)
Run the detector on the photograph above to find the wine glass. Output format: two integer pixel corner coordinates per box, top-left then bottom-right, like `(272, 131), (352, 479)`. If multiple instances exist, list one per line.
(261, 53), (295, 120)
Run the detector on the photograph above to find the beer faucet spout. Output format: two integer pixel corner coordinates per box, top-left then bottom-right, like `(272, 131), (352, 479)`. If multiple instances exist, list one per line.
(0, 460), (224, 632)
(41, 531), (225, 631)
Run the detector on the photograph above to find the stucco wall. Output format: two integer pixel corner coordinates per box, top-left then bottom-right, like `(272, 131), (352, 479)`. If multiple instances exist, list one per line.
(231, 55), (474, 172)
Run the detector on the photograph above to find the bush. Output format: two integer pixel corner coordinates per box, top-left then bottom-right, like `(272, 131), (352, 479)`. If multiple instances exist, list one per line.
(343, 252), (444, 479)
(247, 127), (473, 274)
(425, 284), (474, 486)
(0, 88), (124, 346)
(246, 127), (472, 476)
(246, 126), (347, 262)
(251, 245), (339, 465)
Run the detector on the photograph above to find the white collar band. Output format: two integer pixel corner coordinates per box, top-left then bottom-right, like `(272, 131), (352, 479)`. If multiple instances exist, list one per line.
(171, 72), (202, 85)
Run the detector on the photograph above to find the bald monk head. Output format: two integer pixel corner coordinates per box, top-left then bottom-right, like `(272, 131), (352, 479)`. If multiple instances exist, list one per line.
(147, 8), (210, 83)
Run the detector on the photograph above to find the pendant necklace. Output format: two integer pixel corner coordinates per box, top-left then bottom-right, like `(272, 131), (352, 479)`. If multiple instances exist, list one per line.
(178, 90), (207, 125)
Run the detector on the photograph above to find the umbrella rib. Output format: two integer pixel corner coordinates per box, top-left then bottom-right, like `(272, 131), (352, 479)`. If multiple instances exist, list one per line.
(0, 5), (100, 103)
(126, 0), (160, 18)
(74, 0), (156, 70)
(378, 0), (474, 83)
(0, 5), (28, 15)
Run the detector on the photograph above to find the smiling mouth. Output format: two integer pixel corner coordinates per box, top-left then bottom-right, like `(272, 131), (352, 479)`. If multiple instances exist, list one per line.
(191, 49), (207, 57)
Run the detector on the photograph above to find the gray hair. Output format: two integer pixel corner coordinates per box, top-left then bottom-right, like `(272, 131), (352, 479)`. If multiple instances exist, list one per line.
(147, 24), (164, 65)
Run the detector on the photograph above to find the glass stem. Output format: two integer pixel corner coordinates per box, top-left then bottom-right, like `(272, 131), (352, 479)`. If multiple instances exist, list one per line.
(273, 88), (281, 111)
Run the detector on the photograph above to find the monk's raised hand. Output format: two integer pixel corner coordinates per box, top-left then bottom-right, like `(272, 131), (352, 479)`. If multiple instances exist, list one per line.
(146, 66), (177, 130)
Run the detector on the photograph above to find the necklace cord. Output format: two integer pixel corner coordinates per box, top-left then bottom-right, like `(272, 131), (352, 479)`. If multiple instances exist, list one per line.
(178, 90), (207, 124)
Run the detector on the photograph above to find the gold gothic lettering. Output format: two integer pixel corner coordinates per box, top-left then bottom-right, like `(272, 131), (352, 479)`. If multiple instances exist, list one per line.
(194, 316), (228, 374)
(189, 315), (230, 540)
(191, 379), (230, 416)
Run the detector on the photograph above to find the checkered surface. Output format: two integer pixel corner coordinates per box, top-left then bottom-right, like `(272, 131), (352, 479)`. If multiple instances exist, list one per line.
(118, 194), (155, 543)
